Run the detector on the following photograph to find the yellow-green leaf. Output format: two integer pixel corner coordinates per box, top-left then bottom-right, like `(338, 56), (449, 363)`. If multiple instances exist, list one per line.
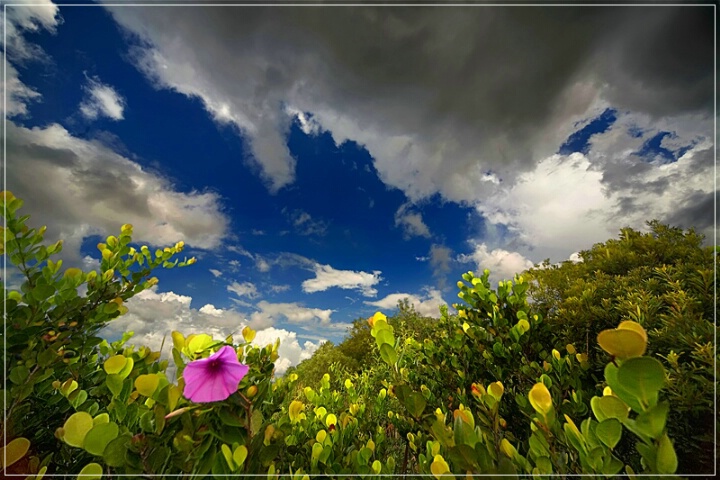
(597, 325), (647, 360)
(289, 400), (305, 424)
(186, 334), (213, 355)
(1, 437), (30, 469)
(63, 412), (94, 448)
(77, 462), (103, 479)
(430, 454), (450, 478)
(134, 374), (160, 397)
(233, 445), (248, 467)
(325, 413), (337, 428)
(242, 326), (256, 343)
(103, 355), (127, 375)
(221, 444), (234, 470)
(93, 413), (110, 425)
(529, 383), (553, 415)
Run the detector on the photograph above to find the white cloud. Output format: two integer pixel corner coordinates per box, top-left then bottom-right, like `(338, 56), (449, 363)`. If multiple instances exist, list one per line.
(249, 300), (334, 328)
(79, 75), (126, 121)
(365, 288), (447, 318)
(2, 1), (60, 63)
(209, 269), (223, 277)
(198, 304), (224, 316)
(270, 284), (291, 293)
(457, 243), (534, 285)
(256, 258), (271, 272)
(3, 63), (42, 117)
(568, 252), (583, 263)
(302, 264), (382, 297)
(474, 111), (714, 262)
(1, 1), (61, 117)
(227, 281), (260, 299)
(253, 327), (324, 376)
(394, 203), (431, 239)
(6, 122), (230, 268)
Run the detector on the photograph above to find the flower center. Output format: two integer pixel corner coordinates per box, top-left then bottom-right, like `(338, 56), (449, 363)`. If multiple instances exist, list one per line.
(208, 358), (221, 371)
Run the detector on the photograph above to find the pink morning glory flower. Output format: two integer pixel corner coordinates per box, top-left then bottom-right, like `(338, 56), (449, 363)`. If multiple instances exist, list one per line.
(182, 346), (249, 403)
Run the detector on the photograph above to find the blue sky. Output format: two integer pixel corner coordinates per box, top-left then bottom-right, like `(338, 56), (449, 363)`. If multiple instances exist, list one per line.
(4, 3), (714, 373)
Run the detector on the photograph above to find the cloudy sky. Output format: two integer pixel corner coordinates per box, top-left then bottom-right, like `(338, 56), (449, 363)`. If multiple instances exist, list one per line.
(3, 1), (715, 374)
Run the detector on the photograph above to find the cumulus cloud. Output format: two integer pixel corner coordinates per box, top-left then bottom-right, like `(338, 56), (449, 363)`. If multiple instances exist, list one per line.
(227, 281), (260, 299)
(475, 110), (715, 262)
(394, 203), (431, 239)
(457, 243), (534, 285)
(365, 288), (447, 318)
(249, 300), (334, 328)
(253, 327), (324, 376)
(79, 75), (126, 120)
(302, 264), (382, 297)
(4, 122), (230, 268)
(209, 269), (223, 277)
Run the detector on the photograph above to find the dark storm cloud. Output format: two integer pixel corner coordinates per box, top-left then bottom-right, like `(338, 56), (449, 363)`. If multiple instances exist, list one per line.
(664, 190), (716, 232)
(104, 4), (714, 201)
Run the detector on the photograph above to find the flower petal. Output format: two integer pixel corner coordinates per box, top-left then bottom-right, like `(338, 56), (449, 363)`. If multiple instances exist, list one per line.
(181, 346), (250, 403)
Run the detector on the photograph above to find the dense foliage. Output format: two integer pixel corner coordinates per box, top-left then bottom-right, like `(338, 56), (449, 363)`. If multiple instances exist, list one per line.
(2, 192), (715, 478)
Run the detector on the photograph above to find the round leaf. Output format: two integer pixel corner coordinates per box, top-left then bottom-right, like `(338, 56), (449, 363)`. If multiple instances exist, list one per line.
(63, 412), (94, 448)
(1, 437), (30, 469)
(597, 328), (646, 360)
(134, 374), (160, 397)
(103, 355), (127, 375)
(78, 462), (103, 479)
(616, 357), (665, 407)
(379, 343), (397, 366)
(102, 435), (130, 468)
(596, 418), (622, 449)
(233, 445), (248, 467)
(591, 395), (629, 422)
(528, 383), (553, 415)
(83, 422), (119, 456)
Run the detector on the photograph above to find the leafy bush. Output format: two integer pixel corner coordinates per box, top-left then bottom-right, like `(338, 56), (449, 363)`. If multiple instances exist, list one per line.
(3, 192), (710, 478)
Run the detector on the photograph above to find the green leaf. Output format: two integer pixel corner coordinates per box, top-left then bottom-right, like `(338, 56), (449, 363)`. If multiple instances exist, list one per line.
(405, 392), (427, 419)
(77, 462), (103, 479)
(63, 412), (94, 448)
(0, 437), (30, 469)
(656, 433), (678, 474)
(83, 422), (119, 456)
(9, 365), (30, 385)
(616, 357), (665, 409)
(379, 343), (397, 366)
(604, 363), (643, 414)
(591, 395), (629, 422)
(595, 418), (622, 449)
(37, 348), (57, 367)
(633, 401), (669, 439)
(102, 434), (129, 468)
(375, 328), (394, 347)
(106, 375), (123, 398)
